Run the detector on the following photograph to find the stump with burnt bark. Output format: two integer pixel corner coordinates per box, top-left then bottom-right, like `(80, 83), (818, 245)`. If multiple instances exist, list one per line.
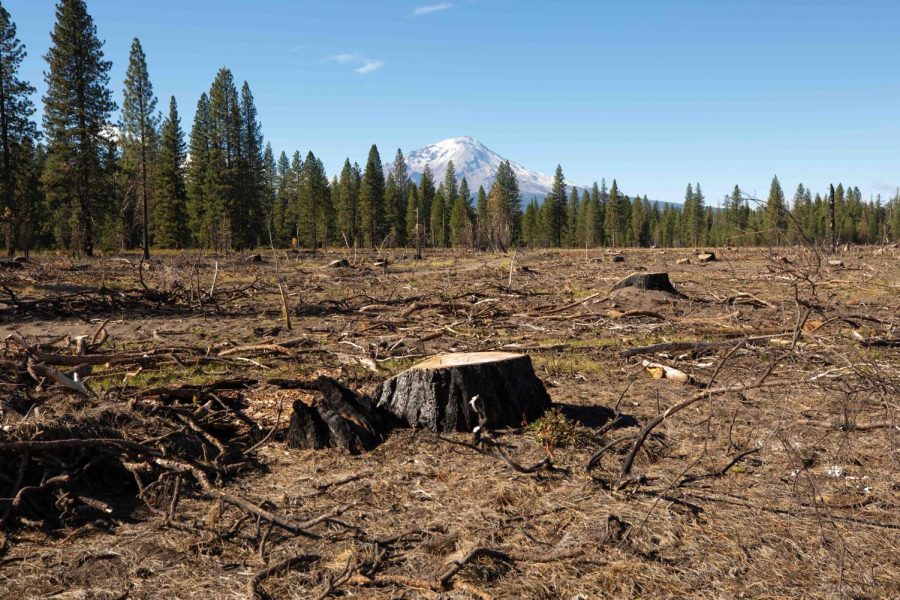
(613, 272), (680, 296)
(287, 376), (384, 454)
(374, 352), (551, 433)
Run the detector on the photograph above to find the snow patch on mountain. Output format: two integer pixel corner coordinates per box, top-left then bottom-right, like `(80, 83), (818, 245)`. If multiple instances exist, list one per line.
(397, 136), (556, 200)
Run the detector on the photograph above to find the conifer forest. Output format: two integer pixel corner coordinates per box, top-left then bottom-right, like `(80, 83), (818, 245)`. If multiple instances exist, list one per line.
(0, 2), (897, 599)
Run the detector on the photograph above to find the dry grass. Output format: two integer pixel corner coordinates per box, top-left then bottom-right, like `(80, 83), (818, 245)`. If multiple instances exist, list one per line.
(1, 245), (898, 599)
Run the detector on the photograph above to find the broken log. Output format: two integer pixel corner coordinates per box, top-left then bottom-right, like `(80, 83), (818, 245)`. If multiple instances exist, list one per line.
(374, 352), (551, 432)
(697, 252), (716, 263)
(612, 272), (680, 295)
(286, 377), (383, 454)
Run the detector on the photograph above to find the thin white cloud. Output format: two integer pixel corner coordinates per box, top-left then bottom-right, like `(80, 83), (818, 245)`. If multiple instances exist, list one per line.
(412, 3), (452, 16)
(322, 53), (384, 75)
(289, 44), (307, 53)
(323, 53), (358, 63)
(355, 59), (384, 74)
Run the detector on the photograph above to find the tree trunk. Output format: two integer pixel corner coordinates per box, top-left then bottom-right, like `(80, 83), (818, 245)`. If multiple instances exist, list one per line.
(374, 352), (551, 433)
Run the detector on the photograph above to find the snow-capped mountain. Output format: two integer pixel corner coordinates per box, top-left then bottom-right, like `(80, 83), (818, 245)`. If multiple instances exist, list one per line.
(396, 136), (556, 200)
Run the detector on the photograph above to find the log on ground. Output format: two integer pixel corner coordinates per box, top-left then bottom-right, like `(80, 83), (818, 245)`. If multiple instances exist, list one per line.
(374, 352), (551, 433)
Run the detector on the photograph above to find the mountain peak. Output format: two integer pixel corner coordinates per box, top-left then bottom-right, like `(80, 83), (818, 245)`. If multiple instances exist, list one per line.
(401, 137), (553, 200)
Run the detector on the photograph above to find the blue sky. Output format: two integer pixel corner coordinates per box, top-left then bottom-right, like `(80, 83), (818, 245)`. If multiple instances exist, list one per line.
(6, 0), (900, 203)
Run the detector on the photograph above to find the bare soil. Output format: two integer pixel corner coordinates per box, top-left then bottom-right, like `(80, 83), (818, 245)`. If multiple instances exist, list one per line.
(1, 245), (898, 599)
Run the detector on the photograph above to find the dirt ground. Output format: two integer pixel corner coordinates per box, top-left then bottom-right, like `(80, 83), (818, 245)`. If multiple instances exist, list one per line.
(0, 245), (898, 599)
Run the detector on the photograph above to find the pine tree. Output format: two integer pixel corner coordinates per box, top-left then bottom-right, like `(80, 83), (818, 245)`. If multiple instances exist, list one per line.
(239, 81), (264, 248)
(522, 198), (539, 247)
(207, 68), (241, 250)
(336, 158), (359, 246)
(488, 160), (520, 249)
(359, 144), (385, 248)
(545, 165), (567, 247)
(565, 185), (578, 246)
(630, 194), (646, 246)
(418, 165), (435, 243)
(449, 177), (472, 248)
(154, 97), (186, 248)
(0, 3), (37, 257)
(388, 149), (409, 246)
(298, 151), (327, 248)
(13, 138), (42, 257)
(405, 182), (420, 248)
(430, 188), (446, 248)
(186, 93), (212, 246)
(577, 189), (593, 247)
(764, 175), (787, 240)
(42, 0), (116, 256)
(475, 185), (489, 249)
(604, 179), (624, 247)
(282, 151), (302, 244)
(261, 143), (277, 241)
(121, 37), (158, 258)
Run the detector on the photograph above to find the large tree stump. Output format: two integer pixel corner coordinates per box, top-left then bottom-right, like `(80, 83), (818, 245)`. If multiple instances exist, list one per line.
(287, 376), (383, 454)
(612, 272), (679, 295)
(374, 352), (551, 433)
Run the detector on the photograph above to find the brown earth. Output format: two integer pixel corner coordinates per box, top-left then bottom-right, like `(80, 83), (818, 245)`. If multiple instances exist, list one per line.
(0, 245), (898, 599)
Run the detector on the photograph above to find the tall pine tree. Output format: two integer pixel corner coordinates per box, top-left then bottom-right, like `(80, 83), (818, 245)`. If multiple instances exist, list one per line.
(154, 97), (186, 248)
(0, 3), (37, 257)
(43, 0), (115, 256)
(359, 144), (385, 248)
(121, 37), (157, 258)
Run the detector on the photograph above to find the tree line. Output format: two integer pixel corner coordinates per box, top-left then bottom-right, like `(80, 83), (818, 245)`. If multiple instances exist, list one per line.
(1, 1), (899, 258)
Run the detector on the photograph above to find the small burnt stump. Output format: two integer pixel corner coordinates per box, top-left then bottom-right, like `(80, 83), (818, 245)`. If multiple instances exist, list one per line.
(374, 352), (551, 433)
(287, 376), (383, 454)
(612, 272), (680, 295)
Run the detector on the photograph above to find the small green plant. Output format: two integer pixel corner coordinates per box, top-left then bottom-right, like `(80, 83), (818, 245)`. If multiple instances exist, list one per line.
(528, 407), (587, 453)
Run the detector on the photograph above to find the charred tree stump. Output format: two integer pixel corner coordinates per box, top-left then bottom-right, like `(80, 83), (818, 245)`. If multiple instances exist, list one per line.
(287, 376), (383, 454)
(374, 352), (551, 433)
(612, 272), (680, 295)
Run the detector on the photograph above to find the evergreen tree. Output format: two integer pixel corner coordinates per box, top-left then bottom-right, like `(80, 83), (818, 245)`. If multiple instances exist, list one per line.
(475, 185), (489, 249)
(0, 3), (37, 256)
(154, 97), (186, 248)
(522, 198), (539, 247)
(388, 149), (409, 245)
(419, 164), (435, 241)
(272, 151), (290, 245)
(630, 193), (646, 246)
(186, 93), (212, 246)
(764, 175), (787, 240)
(577, 188), (594, 247)
(297, 151), (327, 248)
(121, 37), (158, 258)
(13, 138), (42, 256)
(442, 160), (459, 207)
(336, 158), (359, 246)
(488, 161), (520, 249)
(239, 81), (264, 248)
(564, 186), (579, 246)
(449, 177), (472, 248)
(359, 144), (385, 248)
(430, 188), (447, 248)
(42, 0), (115, 256)
(405, 182), (420, 248)
(282, 151), (302, 244)
(604, 179), (625, 247)
(546, 165), (567, 247)
(261, 142), (277, 241)
(207, 68), (242, 250)
(590, 182), (603, 245)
